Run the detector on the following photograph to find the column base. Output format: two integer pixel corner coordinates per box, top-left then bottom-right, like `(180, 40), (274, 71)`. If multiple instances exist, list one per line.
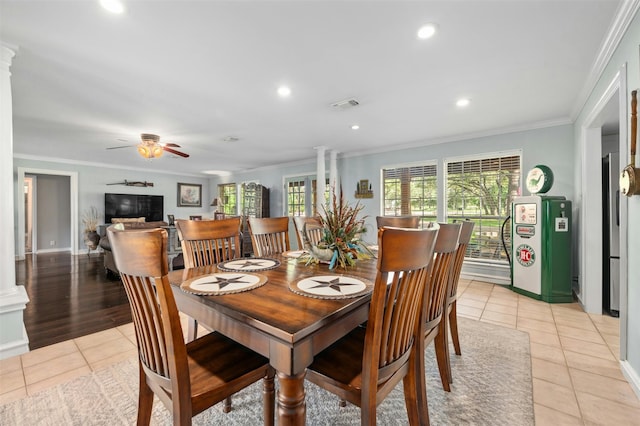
(0, 285), (30, 360)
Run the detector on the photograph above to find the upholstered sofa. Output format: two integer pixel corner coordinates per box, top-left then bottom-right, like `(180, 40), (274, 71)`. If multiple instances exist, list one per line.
(98, 219), (168, 277)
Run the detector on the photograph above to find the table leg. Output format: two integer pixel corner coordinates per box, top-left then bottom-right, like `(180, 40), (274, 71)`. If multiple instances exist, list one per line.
(276, 371), (306, 425)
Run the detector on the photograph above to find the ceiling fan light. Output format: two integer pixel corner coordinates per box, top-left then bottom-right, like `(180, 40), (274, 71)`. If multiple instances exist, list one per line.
(152, 145), (164, 158)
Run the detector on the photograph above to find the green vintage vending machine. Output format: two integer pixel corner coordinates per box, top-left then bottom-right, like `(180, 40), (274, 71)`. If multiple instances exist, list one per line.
(511, 165), (573, 302)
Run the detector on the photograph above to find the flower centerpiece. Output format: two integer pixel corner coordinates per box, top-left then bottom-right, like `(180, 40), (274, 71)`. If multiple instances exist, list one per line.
(300, 190), (373, 269)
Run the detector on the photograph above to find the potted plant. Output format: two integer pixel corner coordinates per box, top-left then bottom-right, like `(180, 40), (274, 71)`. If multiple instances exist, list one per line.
(82, 206), (101, 251)
(301, 189), (373, 269)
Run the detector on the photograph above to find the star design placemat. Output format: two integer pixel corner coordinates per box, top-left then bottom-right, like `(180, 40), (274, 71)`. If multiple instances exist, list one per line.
(181, 273), (268, 295)
(289, 275), (374, 299)
(217, 258), (281, 272)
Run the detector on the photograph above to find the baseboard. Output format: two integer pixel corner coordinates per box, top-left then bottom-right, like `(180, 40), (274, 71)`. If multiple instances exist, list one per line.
(460, 260), (511, 285)
(621, 360), (640, 400)
(36, 247), (71, 254)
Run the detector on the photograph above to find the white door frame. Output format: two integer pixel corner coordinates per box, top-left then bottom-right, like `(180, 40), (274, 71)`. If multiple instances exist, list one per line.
(16, 168), (78, 259)
(580, 64), (628, 359)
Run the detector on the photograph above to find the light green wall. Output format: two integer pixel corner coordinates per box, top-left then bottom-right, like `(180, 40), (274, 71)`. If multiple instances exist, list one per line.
(14, 158), (211, 253)
(574, 9), (640, 379)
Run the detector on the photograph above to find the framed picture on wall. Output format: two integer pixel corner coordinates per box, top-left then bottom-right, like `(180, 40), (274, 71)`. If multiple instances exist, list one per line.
(177, 183), (202, 207)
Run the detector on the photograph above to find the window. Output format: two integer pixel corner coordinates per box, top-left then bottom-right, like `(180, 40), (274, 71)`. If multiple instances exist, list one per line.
(218, 183), (237, 215)
(382, 163), (437, 225)
(445, 153), (520, 262)
(285, 175), (329, 216)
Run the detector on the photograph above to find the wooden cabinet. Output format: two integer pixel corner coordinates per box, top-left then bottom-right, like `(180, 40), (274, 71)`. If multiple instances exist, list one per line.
(241, 183), (269, 256)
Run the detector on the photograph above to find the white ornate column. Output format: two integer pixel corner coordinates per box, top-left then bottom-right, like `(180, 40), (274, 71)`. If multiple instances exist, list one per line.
(0, 44), (30, 359)
(329, 149), (339, 202)
(315, 146), (326, 215)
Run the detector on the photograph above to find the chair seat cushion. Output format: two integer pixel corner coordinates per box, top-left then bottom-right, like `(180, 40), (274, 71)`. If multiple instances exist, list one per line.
(306, 326), (366, 390)
(187, 331), (270, 408)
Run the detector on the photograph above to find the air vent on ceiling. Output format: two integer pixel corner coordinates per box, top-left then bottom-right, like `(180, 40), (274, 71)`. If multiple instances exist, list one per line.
(331, 98), (360, 110)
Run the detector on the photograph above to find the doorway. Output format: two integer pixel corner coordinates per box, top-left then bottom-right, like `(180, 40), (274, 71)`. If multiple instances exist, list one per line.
(16, 168), (78, 259)
(24, 176), (34, 253)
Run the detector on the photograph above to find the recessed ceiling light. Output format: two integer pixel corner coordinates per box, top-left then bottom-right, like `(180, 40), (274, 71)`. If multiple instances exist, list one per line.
(456, 98), (471, 107)
(417, 23), (438, 40)
(277, 86), (291, 98)
(100, 0), (125, 14)
(351, 124), (360, 130)
(203, 170), (232, 176)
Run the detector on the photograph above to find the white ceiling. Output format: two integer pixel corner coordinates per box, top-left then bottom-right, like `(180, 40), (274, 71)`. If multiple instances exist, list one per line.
(0, 0), (624, 176)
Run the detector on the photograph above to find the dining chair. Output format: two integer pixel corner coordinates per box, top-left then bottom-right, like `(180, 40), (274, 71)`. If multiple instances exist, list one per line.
(175, 217), (244, 412)
(292, 215), (324, 250)
(375, 215), (421, 229)
(305, 225), (439, 425)
(438, 220), (475, 387)
(247, 216), (291, 256)
(425, 222), (462, 393)
(107, 226), (275, 426)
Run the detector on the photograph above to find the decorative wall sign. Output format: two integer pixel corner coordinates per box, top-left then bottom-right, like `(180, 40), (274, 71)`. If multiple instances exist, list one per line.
(177, 182), (202, 207)
(107, 180), (154, 187)
(355, 179), (373, 198)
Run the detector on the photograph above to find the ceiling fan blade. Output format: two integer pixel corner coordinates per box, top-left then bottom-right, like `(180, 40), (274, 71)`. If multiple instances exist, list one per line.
(163, 142), (181, 148)
(163, 146), (189, 158)
(106, 145), (135, 150)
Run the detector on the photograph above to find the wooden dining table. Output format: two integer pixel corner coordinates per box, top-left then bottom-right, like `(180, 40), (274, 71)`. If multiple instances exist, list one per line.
(168, 253), (379, 425)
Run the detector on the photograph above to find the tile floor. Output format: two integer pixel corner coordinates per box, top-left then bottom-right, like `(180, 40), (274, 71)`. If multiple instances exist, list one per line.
(1, 279), (638, 425)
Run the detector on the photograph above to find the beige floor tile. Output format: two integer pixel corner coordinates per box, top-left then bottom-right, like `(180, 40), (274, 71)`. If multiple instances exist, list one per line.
(531, 342), (567, 365)
(588, 313), (619, 326)
(456, 305), (483, 320)
(559, 336), (616, 361)
(88, 348), (137, 371)
(21, 340), (79, 368)
(551, 303), (585, 313)
(526, 329), (561, 347)
(594, 322), (619, 336)
(116, 322), (135, 337)
(486, 295), (520, 307)
(517, 308), (555, 323)
(0, 368), (26, 393)
(564, 350), (625, 381)
(608, 344), (621, 360)
(74, 328), (124, 351)
(557, 325), (605, 345)
(553, 315), (598, 332)
(533, 378), (581, 418)
(532, 357), (573, 388)
(0, 355), (22, 375)
(81, 336), (136, 365)
(517, 317), (558, 334)
(576, 391), (640, 425)
(534, 403), (583, 425)
(457, 297), (487, 309)
(570, 368), (640, 408)
(463, 287), (492, 297)
(26, 365), (92, 396)
(484, 302), (518, 315)
(0, 386), (27, 405)
(23, 351), (88, 386)
(459, 292), (489, 303)
(480, 310), (517, 327)
(518, 302), (553, 317)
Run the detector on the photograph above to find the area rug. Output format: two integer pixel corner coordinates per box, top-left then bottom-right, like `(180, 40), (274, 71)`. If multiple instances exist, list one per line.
(0, 318), (533, 425)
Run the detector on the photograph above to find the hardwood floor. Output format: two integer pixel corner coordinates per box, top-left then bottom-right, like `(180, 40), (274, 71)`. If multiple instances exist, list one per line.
(15, 252), (131, 350)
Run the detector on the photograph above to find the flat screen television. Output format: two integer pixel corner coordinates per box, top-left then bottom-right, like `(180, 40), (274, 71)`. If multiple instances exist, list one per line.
(104, 193), (164, 223)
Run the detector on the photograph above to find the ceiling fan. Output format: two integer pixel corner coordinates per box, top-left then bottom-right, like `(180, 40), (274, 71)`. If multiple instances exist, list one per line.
(107, 133), (190, 159)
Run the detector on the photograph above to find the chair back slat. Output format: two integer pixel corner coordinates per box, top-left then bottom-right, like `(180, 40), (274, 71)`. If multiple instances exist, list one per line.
(248, 217), (291, 256)
(375, 215), (421, 229)
(447, 220), (475, 300)
(176, 217), (242, 268)
(292, 216), (324, 249)
(424, 223), (461, 325)
(107, 226), (189, 389)
(367, 226), (438, 377)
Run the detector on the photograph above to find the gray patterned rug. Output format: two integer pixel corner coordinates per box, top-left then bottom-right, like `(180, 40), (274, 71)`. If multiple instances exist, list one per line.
(1, 318), (533, 425)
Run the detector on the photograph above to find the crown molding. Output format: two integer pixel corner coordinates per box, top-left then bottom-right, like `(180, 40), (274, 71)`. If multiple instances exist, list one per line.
(571, 0), (640, 119)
